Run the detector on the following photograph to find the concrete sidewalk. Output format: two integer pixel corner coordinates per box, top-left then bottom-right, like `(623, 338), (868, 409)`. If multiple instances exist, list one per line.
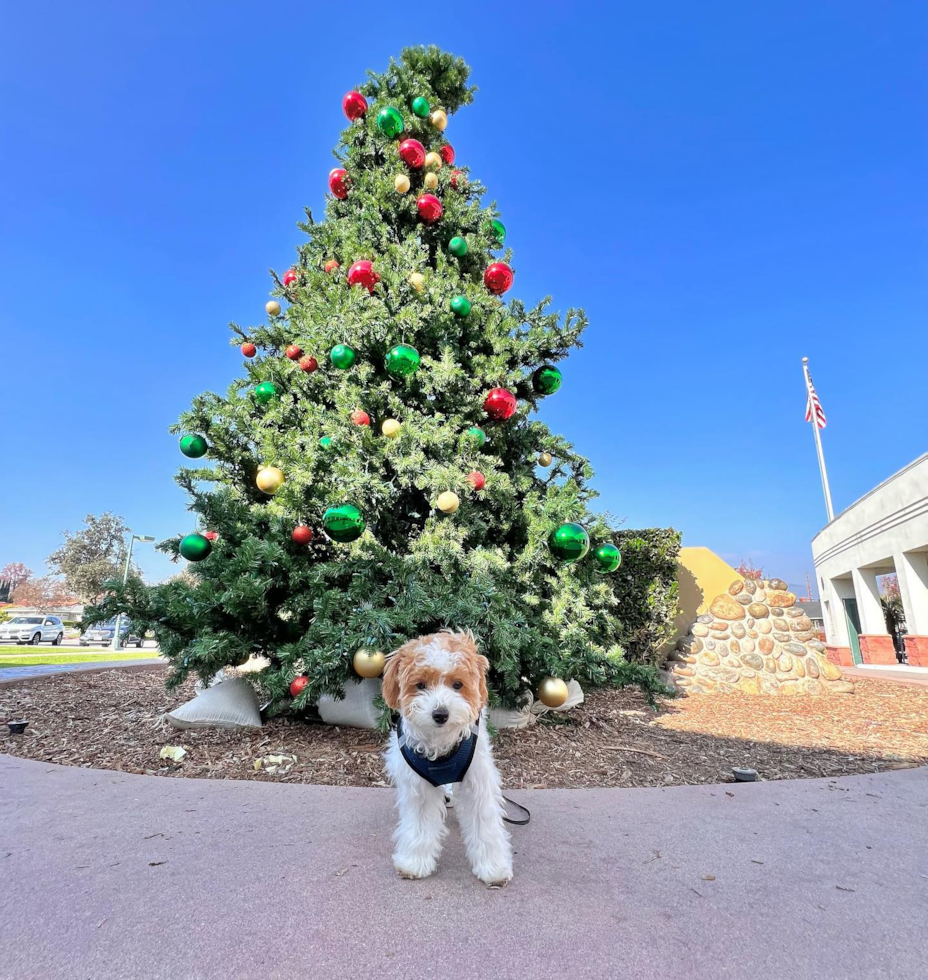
(0, 658), (164, 683)
(1, 755), (925, 980)
(840, 663), (928, 687)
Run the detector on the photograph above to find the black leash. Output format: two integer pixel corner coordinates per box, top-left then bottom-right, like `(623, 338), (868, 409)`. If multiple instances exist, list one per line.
(502, 795), (531, 826)
(444, 794), (531, 826)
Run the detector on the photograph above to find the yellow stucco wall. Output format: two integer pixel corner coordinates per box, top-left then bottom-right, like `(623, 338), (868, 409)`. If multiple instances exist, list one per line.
(667, 547), (743, 650)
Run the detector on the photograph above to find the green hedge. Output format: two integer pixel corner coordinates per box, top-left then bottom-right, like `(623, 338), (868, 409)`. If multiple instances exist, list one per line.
(610, 527), (681, 665)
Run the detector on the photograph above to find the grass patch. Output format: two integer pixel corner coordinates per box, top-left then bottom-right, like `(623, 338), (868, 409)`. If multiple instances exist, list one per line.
(0, 651), (161, 668)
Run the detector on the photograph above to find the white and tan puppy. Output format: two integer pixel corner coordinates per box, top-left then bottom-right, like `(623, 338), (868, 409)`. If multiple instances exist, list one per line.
(382, 630), (513, 886)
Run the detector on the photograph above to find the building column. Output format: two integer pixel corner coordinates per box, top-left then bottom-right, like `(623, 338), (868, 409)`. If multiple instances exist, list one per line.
(825, 577), (854, 664)
(895, 551), (928, 667)
(852, 566), (896, 665)
(822, 579), (849, 646)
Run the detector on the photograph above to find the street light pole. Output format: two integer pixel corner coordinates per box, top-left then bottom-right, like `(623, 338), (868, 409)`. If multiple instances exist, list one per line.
(112, 533), (155, 650)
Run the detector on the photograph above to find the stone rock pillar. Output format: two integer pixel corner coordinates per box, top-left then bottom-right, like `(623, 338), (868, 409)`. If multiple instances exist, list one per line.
(668, 578), (854, 695)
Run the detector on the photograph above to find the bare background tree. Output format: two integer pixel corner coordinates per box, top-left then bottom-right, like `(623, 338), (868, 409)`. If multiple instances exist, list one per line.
(0, 562), (33, 602)
(11, 576), (72, 613)
(736, 559), (765, 581)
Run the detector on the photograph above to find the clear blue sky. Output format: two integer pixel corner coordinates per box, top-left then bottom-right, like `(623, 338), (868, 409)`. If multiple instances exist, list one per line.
(2, 2), (926, 594)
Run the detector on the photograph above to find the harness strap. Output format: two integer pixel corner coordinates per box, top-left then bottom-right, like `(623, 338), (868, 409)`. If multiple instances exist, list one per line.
(397, 718), (479, 787)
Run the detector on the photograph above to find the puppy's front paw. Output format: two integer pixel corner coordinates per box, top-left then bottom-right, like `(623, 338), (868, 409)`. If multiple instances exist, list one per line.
(474, 863), (513, 887)
(393, 852), (437, 880)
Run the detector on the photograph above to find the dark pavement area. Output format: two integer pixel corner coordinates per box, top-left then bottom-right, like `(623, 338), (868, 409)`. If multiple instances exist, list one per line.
(1, 754), (926, 979)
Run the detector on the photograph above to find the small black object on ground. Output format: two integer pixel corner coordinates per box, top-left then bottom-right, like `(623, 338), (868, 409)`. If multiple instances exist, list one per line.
(732, 767), (758, 782)
(7, 720), (29, 735)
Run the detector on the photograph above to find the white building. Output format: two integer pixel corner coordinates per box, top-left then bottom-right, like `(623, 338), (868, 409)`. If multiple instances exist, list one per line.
(811, 453), (928, 667)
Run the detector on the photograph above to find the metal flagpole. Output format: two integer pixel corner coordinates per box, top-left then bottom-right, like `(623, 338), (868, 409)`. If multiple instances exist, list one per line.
(802, 357), (835, 522)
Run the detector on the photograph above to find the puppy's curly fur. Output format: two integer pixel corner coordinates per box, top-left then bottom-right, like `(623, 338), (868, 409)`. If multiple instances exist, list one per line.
(383, 631), (513, 885)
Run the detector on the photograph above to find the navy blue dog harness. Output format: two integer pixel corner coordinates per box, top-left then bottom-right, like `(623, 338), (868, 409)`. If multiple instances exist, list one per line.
(396, 717), (478, 787)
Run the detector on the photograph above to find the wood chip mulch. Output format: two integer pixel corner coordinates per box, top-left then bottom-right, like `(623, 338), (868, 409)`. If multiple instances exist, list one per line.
(1, 667), (926, 788)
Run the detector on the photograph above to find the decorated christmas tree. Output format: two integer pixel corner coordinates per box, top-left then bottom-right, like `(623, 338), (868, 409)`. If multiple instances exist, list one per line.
(102, 47), (677, 712)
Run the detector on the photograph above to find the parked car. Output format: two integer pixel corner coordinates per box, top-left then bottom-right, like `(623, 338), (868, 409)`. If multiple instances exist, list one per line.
(0, 615), (65, 646)
(79, 618), (145, 648)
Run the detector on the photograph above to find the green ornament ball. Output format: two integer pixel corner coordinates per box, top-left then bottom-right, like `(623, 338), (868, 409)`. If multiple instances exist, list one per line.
(330, 344), (356, 369)
(411, 96), (430, 118)
(548, 522), (590, 564)
(385, 343), (421, 378)
(319, 436), (334, 450)
(323, 503), (365, 543)
(448, 236), (468, 257)
(532, 364), (562, 395)
(466, 426), (487, 448)
(179, 533), (212, 562)
(254, 381), (278, 405)
(376, 106), (404, 138)
(592, 543), (622, 574)
(488, 218), (506, 246)
(179, 434), (208, 458)
(450, 295), (472, 318)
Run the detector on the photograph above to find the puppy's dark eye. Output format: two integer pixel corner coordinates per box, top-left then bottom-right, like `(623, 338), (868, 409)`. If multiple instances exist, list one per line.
(416, 682), (427, 690)
(452, 681), (463, 690)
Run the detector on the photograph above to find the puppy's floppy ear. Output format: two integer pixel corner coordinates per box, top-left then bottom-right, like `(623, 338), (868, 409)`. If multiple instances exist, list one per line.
(476, 653), (490, 708)
(381, 651), (402, 709)
(382, 641), (414, 709)
(456, 631), (490, 707)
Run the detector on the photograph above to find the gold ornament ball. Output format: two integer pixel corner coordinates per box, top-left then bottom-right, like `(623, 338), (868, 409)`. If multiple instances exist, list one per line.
(537, 676), (569, 708)
(265, 300), (281, 317)
(409, 272), (425, 292)
(424, 151), (442, 170)
(430, 109), (448, 131)
(256, 466), (285, 495)
(381, 418), (402, 438)
(436, 491), (460, 514)
(353, 648), (386, 678)
(394, 174), (411, 194)
(538, 451), (554, 467)
(424, 172), (439, 190)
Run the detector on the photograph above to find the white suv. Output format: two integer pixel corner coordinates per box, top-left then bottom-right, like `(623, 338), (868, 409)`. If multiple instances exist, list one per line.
(0, 615), (65, 646)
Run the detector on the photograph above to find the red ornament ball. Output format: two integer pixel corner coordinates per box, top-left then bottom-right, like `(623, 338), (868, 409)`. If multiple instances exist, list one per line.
(328, 168), (350, 199)
(350, 409), (371, 427)
(398, 139), (426, 169)
(347, 259), (380, 293)
(439, 144), (455, 165)
(484, 262), (514, 296)
(203, 530), (219, 542)
(323, 259), (340, 274)
(450, 170), (466, 190)
(241, 342), (257, 358)
(298, 355), (318, 373)
(484, 387), (517, 421)
(282, 269), (298, 287)
(289, 676), (309, 697)
(285, 344), (303, 361)
(466, 470), (486, 491)
(416, 194), (443, 224)
(291, 525), (314, 545)
(342, 91), (368, 121)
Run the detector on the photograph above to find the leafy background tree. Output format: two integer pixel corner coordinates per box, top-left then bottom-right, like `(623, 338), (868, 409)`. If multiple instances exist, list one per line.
(97, 46), (678, 710)
(879, 573), (905, 655)
(47, 513), (135, 603)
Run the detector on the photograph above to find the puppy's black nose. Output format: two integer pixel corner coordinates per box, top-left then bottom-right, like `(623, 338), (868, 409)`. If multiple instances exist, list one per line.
(432, 708), (449, 726)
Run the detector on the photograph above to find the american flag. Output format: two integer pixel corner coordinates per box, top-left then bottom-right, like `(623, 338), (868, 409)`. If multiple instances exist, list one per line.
(805, 373), (827, 429)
